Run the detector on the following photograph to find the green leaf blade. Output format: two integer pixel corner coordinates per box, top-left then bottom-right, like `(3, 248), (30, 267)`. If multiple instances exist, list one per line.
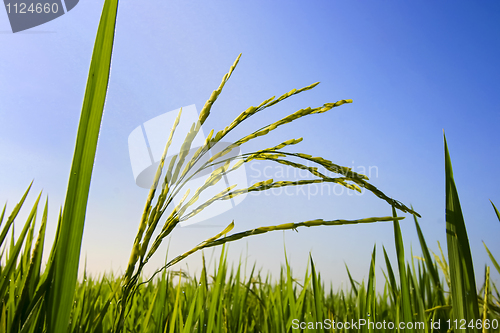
(47, 1), (120, 332)
(444, 133), (480, 332)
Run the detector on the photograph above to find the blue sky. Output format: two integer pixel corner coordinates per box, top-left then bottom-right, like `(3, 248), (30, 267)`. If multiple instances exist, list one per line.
(1, 0), (499, 288)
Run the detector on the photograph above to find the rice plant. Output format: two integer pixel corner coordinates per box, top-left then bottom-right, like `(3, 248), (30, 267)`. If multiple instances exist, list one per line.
(112, 29), (421, 333)
(1, 1), (499, 332)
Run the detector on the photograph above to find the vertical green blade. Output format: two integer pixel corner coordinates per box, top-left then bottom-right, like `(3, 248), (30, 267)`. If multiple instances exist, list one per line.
(0, 203), (6, 229)
(393, 207), (413, 326)
(366, 245), (377, 330)
(0, 183), (32, 248)
(0, 192), (40, 298)
(345, 262), (359, 297)
(382, 246), (398, 303)
(483, 243), (500, 276)
(413, 214), (445, 305)
(309, 255), (324, 325)
(47, 1), (119, 332)
(444, 133), (480, 332)
(490, 200), (500, 223)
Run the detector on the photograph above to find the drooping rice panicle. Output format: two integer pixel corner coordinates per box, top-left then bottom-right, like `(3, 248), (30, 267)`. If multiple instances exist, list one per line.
(208, 100), (353, 163)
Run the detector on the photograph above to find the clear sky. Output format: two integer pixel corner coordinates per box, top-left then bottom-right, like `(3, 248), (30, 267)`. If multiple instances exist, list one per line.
(1, 0), (499, 289)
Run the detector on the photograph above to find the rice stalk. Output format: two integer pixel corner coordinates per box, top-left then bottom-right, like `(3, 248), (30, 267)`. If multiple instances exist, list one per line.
(113, 52), (421, 331)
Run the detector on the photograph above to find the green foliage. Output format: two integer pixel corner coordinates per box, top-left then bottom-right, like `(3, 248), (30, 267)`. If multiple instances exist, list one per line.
(47, 1), (119, 331)
(444, 134), (480, 332)
(1, 1), (499, 332)
(1, 177), (499, 332)
(392, 207), (413, 329)
(114, 17), (416, 333)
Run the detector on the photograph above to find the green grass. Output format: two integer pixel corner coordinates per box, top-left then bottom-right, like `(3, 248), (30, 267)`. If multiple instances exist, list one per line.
(1, 148), (500, 332)
(1, 1), (499, 332)
(3, 227), (496, 333)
